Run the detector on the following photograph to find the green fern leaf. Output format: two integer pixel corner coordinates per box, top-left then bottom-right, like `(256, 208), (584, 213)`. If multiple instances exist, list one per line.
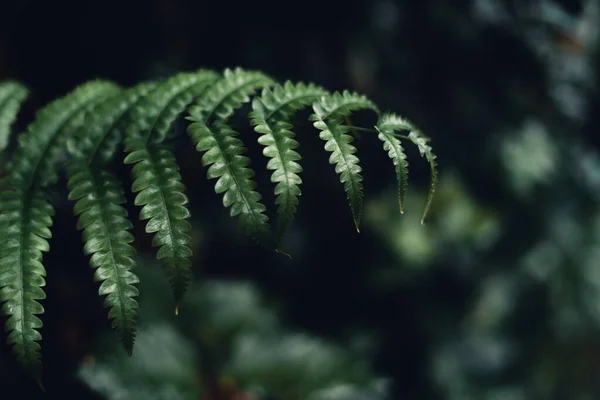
(188, 120), (271, 243)
(0, 81), (119, 381)
(309, 91), (378, 232)
(249, 82), (326, 245)
(375, 113), (410, 214)
(63, 83), (158, 352)
(408, 130), (438, 224)
(0, 81), (28, 154)
(377, 112), (437, 224)
(123, 71), (217, 306)
(186, 68), (273, 245)
(67, 161), (139, 354)
(124, 142), (192, 307)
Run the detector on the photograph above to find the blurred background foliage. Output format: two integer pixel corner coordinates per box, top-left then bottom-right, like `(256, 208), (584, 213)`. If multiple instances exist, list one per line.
(1, 0), (600, 399)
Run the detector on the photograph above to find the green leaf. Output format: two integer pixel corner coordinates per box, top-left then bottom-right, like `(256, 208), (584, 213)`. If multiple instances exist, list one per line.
(408, 130), (438, 224)
(188, 120), (271, 245)
(375, 113), (409, 214)
(186, 67), (274, 246)
(124, 143), (192, 307)
(249, 81), (327, 245)
(123, 71), (218, 306)
(309, 91), (378, 232)
(377, 112), (437, 224)
(0, 80), (119, 381)
(0, 81), (28, 153)
(67, 160), (139, 354)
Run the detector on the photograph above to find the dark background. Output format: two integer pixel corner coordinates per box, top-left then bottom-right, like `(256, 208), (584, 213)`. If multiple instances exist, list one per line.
(1, 0), (600, 399)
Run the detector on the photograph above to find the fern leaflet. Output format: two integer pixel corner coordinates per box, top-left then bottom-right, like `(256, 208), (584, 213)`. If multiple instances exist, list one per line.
(375, 113), (410, 214)
(249, 81), (326, 245)
(310, 91), (378, 232)
(0, 81), (28, 154)
(124, 142), (192, 307)
(124, 71), (217, 307)
(187, 68), (273, 246)
(376, 112), (437, 224)
(66, 83), (158, 352)
(67, 161), (139, 354)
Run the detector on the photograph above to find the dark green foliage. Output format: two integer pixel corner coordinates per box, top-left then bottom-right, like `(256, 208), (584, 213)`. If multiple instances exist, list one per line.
(310, 91), (379, 231)
(376, 112), (437, 224)
(0, 81), (120, 382)
(124, 71), (218, 306)
(0, 68), (438, 382)
(249, 82), (326, 245)
(0, 82), (28, 156)
(124, 143), (192, 307)
(187, 68), (274, 247)
(67, 162), (139, 354)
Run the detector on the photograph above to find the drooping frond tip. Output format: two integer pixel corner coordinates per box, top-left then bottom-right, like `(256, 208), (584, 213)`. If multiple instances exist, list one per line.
(310, 91), (379, 232)
(376, 112), (437, 224)
(187, 68), (274, 248)
(408, 130), (438, 225)
(249, 81), (326, 245)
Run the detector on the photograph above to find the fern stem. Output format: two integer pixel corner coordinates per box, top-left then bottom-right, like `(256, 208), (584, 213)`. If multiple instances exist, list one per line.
(347, 126), (377, 133)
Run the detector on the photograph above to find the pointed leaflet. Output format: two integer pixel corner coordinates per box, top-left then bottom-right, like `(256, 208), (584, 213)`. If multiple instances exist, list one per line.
(66, 83), (158, 353)
(408, 130), (437, 224)
(124, 143), (192, 304)
(0, 81), (28, 154)
(187, 68), (274, 246)
(309, 91), (378, 232)
(0, 81), (119, 381)
(377, 112), (437, 224)
(375, 113), (409, 214)
(124, 71), (218, 305)
(188, 121), (270, 243)
(249, 81), (326, 245)
(67, 161), (139, 354)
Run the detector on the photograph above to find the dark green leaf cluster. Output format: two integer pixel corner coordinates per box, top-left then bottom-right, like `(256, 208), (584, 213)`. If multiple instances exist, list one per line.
(0, 69), (438, 383)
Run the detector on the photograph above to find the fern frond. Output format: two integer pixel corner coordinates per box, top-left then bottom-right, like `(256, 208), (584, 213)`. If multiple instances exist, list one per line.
(0, 81), (28, 154)
(67, 160), (139, 354)
(0, 188), (52, 382)
(309, 91), (378, 232)
(408, 130), (438, 224)
(375, 113), (409, 214)
(187, 68), (274, 246)
(123, 71), (218, 306)
(249, 82), (326, 245)
(376, 112), (437, 224)
(188, 120), (271, 243)
(124, 142), (192, 306)
(0, 81), (119, 380)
